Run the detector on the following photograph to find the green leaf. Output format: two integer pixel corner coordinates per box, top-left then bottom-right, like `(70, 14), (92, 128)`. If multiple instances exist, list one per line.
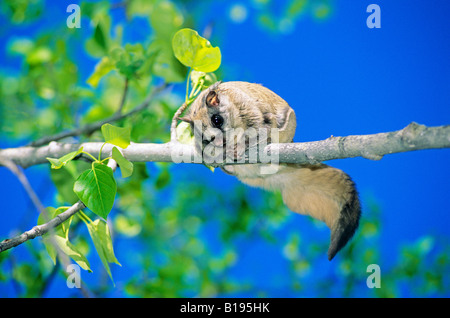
(37, 207), (60, 264)
(126, 0), (155, 19)
(114, 214), (142, 237)
(93, 23), (107, 51)
(101, 123), (131, 149)
(155, 166), (171, 189)
(38, 207), (87, 269)
(86, 57), (115, 88)
(82, 2), (113, 58)
(176, 121), (194, 145)
(202, 72), (218, 88)
(190, 70), (218, 90)
(148, 39), (186, 83)
(46, 147), (84, 169)
(73, 163), (117, 219)
(258, 13), (277, 32)
(8, 38), (34, 56)
(38, 207), (72, 238)
(149, 1), (184, 39)
(85, 18), (111, 58)
(50, 162), (79, 204)
(313, 3), (331, 20)
(53, 235), (92, 272)
(112, 147), (133, 178)
(26, 46), (53, 65)
(109, 44), (146, 79)
(172, 28), (221, 73)
(190, 70), (206, 87)
(37, 207), (55, 230)
(286, 0), (308, 19)
(85, 219), (121, 284)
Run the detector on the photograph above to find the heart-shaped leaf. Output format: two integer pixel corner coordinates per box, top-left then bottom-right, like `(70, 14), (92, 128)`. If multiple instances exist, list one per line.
(50, 162), (79, 204)
(112, 147), (133, 178)
(101, 123), (131, 149)
(176, 121), (194, 145)
(172, 28), (221, 73)
(85, 219), (121, 285)
(73, 163), (117, 219)
(47, 147), (84, 169)
(52, 235), (92, 272)
(38, 207), (90, 271)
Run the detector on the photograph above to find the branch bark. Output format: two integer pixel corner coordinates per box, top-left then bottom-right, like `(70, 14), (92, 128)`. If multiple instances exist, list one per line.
(273, 122), (450, 163)
(0, 122), (449, 253)
(1, 122), (449, 169)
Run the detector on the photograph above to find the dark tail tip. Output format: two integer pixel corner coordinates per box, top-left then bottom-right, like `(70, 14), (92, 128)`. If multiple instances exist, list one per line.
(327, 183), (361, 261)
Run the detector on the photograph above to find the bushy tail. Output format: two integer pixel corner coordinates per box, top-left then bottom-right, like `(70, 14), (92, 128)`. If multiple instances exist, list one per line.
(278, 164), (361, 260)
(327, 175), (360, 260)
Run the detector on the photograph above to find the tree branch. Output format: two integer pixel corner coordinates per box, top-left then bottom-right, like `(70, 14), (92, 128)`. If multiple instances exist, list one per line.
(0, 160), (117, 253)
(1, 122), (449, 169)
(0, 157), (60, 251)
(272, 122), (450, 163)
(1, 122), (449, 253)
(116, 77), (129, 114)
(0, 201), (85, 253)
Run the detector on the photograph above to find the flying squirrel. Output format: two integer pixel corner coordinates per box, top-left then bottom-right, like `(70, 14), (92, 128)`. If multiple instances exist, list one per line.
(179, 81), (361, 260)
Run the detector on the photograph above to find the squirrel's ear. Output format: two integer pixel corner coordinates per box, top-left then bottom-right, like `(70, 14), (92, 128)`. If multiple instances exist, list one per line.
(276, 106), (296, 142)
(206, 90), (220, 107)
(276, 106), (296, 131)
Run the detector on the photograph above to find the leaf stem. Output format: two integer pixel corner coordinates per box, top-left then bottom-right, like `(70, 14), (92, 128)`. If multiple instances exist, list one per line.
(98, 142), (107, 162)
(101, 157), (112, 164)
(185, 68), (192, 103)
(55, 206), (72, 213)
(188, 81), (201, 100)
(78, 210), (93, 224)
(81, 151), (98, 163)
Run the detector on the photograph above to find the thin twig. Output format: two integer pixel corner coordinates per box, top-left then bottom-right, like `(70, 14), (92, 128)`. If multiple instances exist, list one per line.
(0, 157), (60, 249)
(117, 77), (129, 114)
(0, 201), (85, 253)
(0, 160), (117, 253)
(28, 82), (168, 147)
(0, 158), (93, 296)
(0, 158), (47, 215)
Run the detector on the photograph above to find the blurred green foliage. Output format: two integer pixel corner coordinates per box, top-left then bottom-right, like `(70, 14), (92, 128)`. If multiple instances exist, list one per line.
(0, 0), (449, 298)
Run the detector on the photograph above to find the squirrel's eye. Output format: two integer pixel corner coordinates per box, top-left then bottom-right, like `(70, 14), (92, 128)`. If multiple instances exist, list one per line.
(211, 114), (224, 128)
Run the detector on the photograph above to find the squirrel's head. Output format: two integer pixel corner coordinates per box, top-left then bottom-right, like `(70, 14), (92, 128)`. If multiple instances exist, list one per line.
(179, 81), (296, 164)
